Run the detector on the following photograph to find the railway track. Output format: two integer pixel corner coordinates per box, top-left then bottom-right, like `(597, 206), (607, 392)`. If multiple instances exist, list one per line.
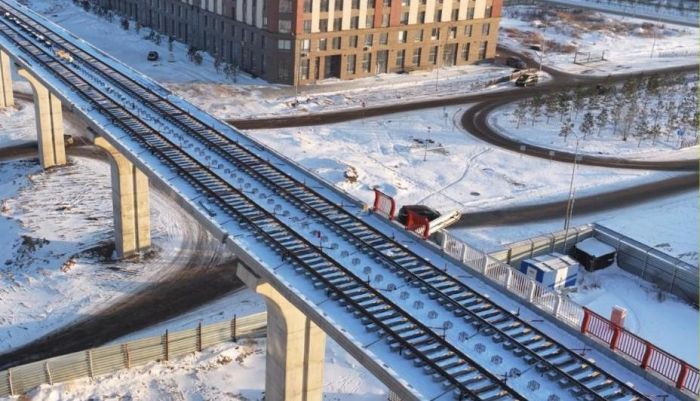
(0, 3), (655, 400)
(0, 4), (533, 400)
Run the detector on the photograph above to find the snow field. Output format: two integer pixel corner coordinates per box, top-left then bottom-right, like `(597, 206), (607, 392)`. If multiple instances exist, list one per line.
(489, 74), (699, 157)
(249, 105), (658, 213)
(499, 5), (699, 75)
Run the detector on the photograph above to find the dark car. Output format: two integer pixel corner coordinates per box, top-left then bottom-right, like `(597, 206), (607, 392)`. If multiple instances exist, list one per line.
(397, 205), (441, 225)
(506, 56), (527, 70)
(147, 51), (159, 61)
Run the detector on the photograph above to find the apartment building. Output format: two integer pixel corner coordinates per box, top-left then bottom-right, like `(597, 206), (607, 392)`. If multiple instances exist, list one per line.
(94, 0), (502, 84)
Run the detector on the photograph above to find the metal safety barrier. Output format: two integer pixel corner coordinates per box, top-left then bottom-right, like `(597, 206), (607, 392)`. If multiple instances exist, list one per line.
(581, 308), (699, 395)
(440, 231), (699, 396)
(0, 312), (267, 397)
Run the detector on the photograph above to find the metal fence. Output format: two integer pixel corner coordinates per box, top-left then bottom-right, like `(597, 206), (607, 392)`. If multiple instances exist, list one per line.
(573, 51), (606, 64)
(439, 231), (698, 396)
(592, 224), (698, 303)
(0, 312), (267, 397)
(489, 224), (594, 267)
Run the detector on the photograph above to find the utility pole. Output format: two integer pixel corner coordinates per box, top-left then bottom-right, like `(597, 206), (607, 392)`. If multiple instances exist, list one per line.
(563, 140), (580, 249)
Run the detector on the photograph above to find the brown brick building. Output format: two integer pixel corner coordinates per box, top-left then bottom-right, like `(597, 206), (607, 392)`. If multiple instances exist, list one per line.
(94, 0), (502, 84)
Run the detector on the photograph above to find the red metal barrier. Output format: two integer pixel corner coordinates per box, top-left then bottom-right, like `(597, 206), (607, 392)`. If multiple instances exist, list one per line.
(372, 189), (396, 220)
(581, 308), (699, 395)
(405, 210), (430, 239)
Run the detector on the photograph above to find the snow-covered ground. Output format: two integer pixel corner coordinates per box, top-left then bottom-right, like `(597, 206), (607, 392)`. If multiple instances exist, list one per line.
(249, 104), (668, 213)
(500, 5), (699, 75)
(571, 263), (698, 365)
(489, 75), (699, 157)
(18, 337), (387, 401)
(0, 99), (227, 351)
(545, 0), (699, 25)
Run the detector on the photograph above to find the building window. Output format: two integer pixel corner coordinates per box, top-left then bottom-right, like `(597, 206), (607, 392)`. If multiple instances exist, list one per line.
(334, 18), (342, 30)
(464, 25), (472, 37)
(478, 41), (487, 59)
(301, 58), (310, 79)
(485, 6), (492, 17)
(401, 12), (409, 24)
(336, 0), (343, 10)
(362, 52), (372, 72)
(398, 30), (407, 43)
(482, 23), (490, 36)
(351, 16), (359, 28)
(347, 54), (357, 73)
(451, 9), (458, 21)
(277, 39), (292, 49)
(279, 19), (292, 32)
(319, 38), (327, 50)
(380, 32), (388, 45)
(415, 29), (423, 41)
(435, 8), (442, 21)
(401, 0), (409, 5)
(352, 0), (360, 8)
(321, 0), (330, 11)
(302, 39), (311, 51)
(396, 49), (405, 68)
(279, 0), (292, 12)
(383, 0), (391, 6)
(420, 0), (427, 4)
(303, 0), (312, 12)
(304, 20), (312, 33)
(319, 19), (328, 32)
(349, 35), (359, 48)
(365, 33), (374, 46)
(366, 15), (374, 28)
(381, 14), (389, 27)
(449, 26), (457, 39)
(461, 42), (471, 60)
(428, 45), (438, 64)
(418, 11), (425, 23)
(467, 7), (474, 18)
(332, 36), (342, 49)
(431, 27), (439, 40)
(412, 47), (421, 65)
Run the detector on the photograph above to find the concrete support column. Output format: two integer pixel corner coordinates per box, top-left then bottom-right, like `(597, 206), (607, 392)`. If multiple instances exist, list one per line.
(0, 51), (14, 108)
(237, 264), (326, 401)
(17, 68), (65, 169)
(94, 136), (151, 259)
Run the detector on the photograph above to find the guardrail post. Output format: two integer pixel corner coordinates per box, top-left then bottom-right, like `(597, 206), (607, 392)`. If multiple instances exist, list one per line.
(460, 245), (468, 264)
(528, 280), (537, 302)
(7, 368), (14, 396)
(44, 361), (53, 385)
(640, 341), (653, 369)
(232, 314), (237, 342)
(553, 294), (562, 317)
(164, 330), (169, 361)
(580, 307), (591, 334)
(610, 325), (621, 351)
(197, 322), (202, 352)
(677, 363), (689, 389)
(87, 349), (94, 378)
(504, 268), (513, 289)
(122, 344), (131, 369)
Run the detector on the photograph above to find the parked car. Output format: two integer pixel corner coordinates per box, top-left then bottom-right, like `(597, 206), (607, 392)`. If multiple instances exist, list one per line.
(147, 51), (159, 61)
(515, 72), (538, 87)
(397, 205), (441, 226)
(506, 56), (527, 70)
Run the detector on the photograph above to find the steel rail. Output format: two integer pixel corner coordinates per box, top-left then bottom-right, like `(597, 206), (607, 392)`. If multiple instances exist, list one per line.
(1, 5), (653, 400)
(0, 9), (530, 400)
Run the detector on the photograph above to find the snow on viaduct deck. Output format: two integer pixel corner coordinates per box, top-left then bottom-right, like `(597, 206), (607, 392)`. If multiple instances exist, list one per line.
(0, 1), (678, 400)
